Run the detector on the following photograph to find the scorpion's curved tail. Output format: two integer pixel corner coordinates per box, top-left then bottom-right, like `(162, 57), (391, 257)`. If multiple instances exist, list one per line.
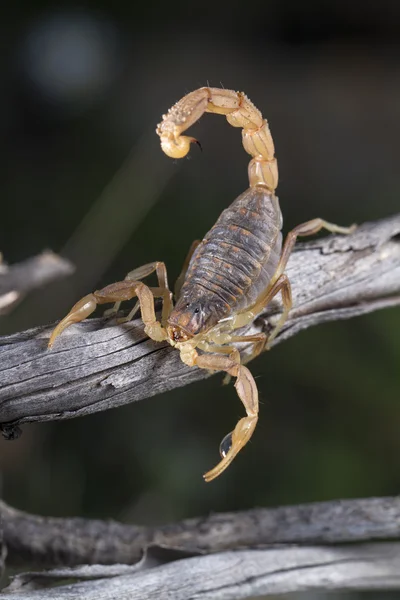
(156, 87), (278, 193)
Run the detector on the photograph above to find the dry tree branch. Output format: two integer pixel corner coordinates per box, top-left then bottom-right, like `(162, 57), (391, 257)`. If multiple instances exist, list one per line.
(2, 495), (400, 568)
(2, 496), (400, 598)
(0, 214), (399, 438)
(3, 544), (400, 599)
(0, 252), (74, 315)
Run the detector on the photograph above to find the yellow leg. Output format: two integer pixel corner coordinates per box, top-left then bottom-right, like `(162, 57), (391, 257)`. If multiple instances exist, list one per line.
(245, 274), (293, 349)
(273, 218), (356, 283)
(228, 219), (356, 350)
(198, 333), (267, 385)
(104, 261), (173, 326)
(48, 280), (170, 349)
(221, 333), (267, 364)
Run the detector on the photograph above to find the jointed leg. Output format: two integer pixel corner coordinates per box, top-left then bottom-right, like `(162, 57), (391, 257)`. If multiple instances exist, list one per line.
(224, 274), (292, 355)
(247, 274), (293, 349)
(198, 333), (267, 385)
(197, 338), (266, 361)
(105, 261), (173, 326)
(225, 333), (269, 364)
(228, 219), (355, 351)
(273, 218), (356, 284)
(126, 262), (172, 325)
(48, 279), (169, 349)
(259, 219), (355, 344)
(192, 349), (258, 482)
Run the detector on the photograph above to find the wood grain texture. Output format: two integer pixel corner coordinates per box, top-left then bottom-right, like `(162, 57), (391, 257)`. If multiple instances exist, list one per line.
(2, 496), (400, 568)
(3, 543), (400, 598)
(0, 215), (399, 437)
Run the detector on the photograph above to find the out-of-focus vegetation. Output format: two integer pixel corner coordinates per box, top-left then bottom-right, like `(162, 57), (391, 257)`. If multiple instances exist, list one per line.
(0, 0), (399, 556)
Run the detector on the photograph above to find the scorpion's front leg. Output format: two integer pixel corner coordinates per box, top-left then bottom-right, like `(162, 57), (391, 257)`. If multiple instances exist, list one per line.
(189, 350), (258, 482)
(48, 280), (169, 348)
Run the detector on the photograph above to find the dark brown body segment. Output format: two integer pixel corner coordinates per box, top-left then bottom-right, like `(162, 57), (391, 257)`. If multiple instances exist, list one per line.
(172, 187), (283, 334)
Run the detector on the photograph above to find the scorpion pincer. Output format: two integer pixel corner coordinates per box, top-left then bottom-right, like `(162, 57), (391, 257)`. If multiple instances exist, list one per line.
(48, 87), (355, 481)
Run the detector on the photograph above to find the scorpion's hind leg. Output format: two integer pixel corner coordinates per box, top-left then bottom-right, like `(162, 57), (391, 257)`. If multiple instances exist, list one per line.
(230, 218), (356, 352)
(259, 218), (356, 347)
(244, 274), (293, 351)
(48, 279), (169, 349)
(225, 274), (292, 359)
(274, 218), (356, 285)
(194, 350), (258, 482)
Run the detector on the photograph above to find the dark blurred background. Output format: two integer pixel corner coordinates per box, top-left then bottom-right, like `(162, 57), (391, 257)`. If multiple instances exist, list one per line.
(0, 0), (400, 593)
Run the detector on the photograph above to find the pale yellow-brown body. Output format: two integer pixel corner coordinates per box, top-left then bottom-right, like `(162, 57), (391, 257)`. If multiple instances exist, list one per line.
(48, 87), (355, 482)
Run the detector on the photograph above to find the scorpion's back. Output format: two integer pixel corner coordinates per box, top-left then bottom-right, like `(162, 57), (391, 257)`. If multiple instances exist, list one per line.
(177, 186), (283, 329)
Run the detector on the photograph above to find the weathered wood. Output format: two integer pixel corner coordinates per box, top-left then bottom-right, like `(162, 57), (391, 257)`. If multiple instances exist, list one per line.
(0, 252), (74, 315)
(3, 496), (400, 598)
(3, 543), (400, 598)
(2, 496), (400, 568)
(0, 215), (399, 436)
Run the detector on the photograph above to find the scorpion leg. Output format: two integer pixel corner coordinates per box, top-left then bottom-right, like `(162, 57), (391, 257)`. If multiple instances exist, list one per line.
(193, 350), (258, 482)
(221, 274), (292, 353)
(104, 262), (173, 326)
(48, 280), (169, 348)
(273, 218), (356, 284)
(174, 240), (201, 300)
(228, 219), (356, 350)
(229, 334), (269, 363)
(201, 333), (268, 364)
(242, 274), (293, 350)
(200, 333), (267, 385)
(254, 219), (356, 346)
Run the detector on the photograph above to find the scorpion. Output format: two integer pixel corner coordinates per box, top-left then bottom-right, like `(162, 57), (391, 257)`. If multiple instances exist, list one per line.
(48, 87), (355, 482)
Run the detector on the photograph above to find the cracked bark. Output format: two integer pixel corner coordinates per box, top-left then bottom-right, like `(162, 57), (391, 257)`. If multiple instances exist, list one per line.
(2, 497), (400, 598)
(0, 214), (399, 437)
(3, 544), (400, 599)
(3, 495), (400, 568)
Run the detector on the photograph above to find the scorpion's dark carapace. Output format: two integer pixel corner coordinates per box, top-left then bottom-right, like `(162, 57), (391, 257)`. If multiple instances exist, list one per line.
(48, 87), (355, 482)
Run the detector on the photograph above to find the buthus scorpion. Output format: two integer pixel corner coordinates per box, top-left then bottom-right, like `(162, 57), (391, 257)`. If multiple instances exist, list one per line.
(48, 87), (355, 482)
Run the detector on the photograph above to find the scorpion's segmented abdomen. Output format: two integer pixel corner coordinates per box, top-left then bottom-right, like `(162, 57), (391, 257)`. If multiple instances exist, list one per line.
(181, 186), (283, 321)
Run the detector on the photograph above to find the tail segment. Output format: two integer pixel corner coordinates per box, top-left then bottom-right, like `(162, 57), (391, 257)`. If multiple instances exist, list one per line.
(156, 87), (278, 192)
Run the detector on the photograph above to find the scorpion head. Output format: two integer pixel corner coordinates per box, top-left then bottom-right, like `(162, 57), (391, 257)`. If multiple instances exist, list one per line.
(167, 295), (222, 342)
